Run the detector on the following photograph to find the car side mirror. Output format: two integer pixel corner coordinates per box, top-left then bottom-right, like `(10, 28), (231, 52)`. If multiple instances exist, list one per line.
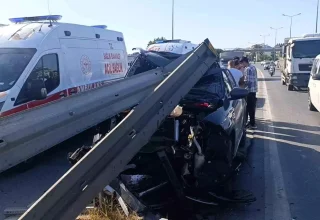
(229, 87), (248, 100)
(29, 79), (47, 100)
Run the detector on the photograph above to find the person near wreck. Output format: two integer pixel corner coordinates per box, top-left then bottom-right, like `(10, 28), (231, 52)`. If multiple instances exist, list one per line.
(240, 56), (258, 129)
(227, 60), (245, 88)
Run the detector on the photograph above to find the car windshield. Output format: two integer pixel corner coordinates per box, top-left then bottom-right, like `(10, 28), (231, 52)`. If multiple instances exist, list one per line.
(292, 40), (320, 58)
(0, 48), (36, 92)
(184, 68), (224, 106)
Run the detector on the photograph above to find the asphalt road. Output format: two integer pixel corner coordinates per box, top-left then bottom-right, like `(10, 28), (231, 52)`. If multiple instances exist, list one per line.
(0, 133), (82, 220)
(216, 65), (320, 220)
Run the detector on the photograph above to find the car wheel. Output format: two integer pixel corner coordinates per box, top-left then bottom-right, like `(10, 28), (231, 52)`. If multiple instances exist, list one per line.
(287, 84), (294, 91)
(308, 92), (317, 111)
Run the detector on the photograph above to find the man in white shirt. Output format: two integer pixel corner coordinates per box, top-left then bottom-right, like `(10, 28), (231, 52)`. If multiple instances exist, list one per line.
(227, 60), (244, 87)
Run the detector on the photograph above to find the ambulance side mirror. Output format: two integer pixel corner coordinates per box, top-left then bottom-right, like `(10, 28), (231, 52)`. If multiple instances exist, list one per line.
(29, 79), (47, 100)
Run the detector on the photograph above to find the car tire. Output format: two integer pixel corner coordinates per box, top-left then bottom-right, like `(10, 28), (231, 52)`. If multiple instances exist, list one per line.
(287, 84), (294, 91)
(308, 92), (317, 111)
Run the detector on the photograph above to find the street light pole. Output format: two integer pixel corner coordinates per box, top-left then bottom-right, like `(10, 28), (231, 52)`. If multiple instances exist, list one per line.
(282, 13), (301, 38)
(260, 34), (270, 46)
(172, 0), (174, 40)
(316, 0), (319, 33)
(270, 27), (283, 61)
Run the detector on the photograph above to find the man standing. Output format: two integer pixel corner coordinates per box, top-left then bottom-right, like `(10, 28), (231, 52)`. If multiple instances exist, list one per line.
(227, 60), (245, 87)
(240, 57), (258, 129)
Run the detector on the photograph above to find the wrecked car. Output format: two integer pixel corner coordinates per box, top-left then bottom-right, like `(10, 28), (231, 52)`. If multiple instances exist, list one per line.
(68, 49), (254, 218)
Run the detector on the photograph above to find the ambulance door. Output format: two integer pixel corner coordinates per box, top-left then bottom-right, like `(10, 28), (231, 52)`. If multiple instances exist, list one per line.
(60, 38), (99, 94)
(14, 49), (67, 110)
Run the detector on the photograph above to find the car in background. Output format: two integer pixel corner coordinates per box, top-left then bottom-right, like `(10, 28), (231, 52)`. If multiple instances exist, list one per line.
(261, 61), (266, 65)
(308, 54), (320, 111)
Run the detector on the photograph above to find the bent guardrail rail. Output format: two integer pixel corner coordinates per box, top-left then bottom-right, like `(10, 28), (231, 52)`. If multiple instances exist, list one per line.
(19, 38), (218, 220)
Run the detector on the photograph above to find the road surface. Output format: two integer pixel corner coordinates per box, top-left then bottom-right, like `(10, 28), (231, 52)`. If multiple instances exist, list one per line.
(1, 66), (320, 220)
(215, 66), (320, 220)
(0, 133), (83, 220)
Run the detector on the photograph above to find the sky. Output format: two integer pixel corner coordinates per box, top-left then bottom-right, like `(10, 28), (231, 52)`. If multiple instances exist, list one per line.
(0, 0), (318, 52)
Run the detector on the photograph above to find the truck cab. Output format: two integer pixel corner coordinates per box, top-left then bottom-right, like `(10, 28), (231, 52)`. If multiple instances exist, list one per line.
(281, 34), (320, 91)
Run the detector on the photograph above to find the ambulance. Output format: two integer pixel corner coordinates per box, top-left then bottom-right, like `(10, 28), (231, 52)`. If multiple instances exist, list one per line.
(147, 39), (198, 55)
(0, 15), (128, 117)
(0, 15), (164, 172)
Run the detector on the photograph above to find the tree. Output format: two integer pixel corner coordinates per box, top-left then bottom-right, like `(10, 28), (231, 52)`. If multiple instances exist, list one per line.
(250, 44), (264, 61)
(147, 37), (167, 46)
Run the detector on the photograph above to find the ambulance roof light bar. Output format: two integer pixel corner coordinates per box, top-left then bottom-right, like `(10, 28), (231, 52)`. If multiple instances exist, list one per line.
(154, 39), (187, 44)
(9, 15), (62, 23)
(91, 25), (108, 29)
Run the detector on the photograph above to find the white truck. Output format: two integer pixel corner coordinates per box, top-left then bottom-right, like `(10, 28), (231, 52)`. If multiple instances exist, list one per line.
(0, 15), (165, 173)
(280, 34), (320, 91)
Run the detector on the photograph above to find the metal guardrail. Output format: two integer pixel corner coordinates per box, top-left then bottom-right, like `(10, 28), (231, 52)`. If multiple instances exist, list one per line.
(0, 68), (166, 173)
(19, 38), (218, 220)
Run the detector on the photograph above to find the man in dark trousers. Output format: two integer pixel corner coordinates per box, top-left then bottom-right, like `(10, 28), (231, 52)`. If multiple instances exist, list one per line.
(240, 57), (258, 129)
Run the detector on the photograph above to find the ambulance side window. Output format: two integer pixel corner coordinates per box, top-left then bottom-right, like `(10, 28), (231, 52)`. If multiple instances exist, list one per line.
(15, 54), (60, 105)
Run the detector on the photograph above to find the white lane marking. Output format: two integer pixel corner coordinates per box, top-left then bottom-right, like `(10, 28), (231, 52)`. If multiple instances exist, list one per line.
(257, 69), (292, 220)
(253, 134), (320, 152)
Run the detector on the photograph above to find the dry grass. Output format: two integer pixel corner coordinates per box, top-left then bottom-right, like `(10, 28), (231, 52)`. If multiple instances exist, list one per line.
(77, 193), (142, 220)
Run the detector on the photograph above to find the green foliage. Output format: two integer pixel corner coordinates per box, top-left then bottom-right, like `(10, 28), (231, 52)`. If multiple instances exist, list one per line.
(147, 37), (167, 46)
(215, 48), (223, 56)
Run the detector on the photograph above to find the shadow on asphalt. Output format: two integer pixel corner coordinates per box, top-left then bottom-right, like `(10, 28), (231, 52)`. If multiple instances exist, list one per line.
(254, 118), (320, 153)
(294, 89), (308, 93)
(252, 118), (320, 220)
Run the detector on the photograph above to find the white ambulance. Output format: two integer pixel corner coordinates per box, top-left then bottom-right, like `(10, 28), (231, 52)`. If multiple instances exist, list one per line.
(147, 39), (198, 55)
(0, 15), (128, 117)
(0, 15), (164, 172)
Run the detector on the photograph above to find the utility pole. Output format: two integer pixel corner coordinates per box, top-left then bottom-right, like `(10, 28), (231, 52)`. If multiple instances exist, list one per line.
(172, 0), (174, 40)
(283, 13), (301, 38)
(270, 27), (283, 61)
(316, 0), (319, 33)
(260, 34), (269, 46)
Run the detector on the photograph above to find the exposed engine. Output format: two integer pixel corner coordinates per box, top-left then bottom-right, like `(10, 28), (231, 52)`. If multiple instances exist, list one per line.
(117, 103), (243, 210)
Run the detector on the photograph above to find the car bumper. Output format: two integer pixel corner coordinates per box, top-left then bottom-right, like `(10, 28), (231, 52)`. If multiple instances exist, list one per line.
(288, 73), (310, 87)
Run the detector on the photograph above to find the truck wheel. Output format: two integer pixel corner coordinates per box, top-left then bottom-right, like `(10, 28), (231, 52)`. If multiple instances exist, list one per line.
(308, 93), (317, 111)
(287, 84), (294, 91)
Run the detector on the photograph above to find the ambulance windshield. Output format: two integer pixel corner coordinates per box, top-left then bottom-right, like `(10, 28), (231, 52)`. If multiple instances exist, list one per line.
(0, 48), (36, 92)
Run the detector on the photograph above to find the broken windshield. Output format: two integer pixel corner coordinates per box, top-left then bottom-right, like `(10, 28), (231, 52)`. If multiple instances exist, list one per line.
(0, 48), (36, 92)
